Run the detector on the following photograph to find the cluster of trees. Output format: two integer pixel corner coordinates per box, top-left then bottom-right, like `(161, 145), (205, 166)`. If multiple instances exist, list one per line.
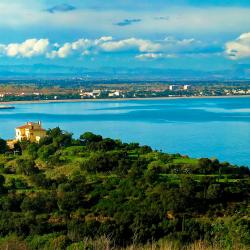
(0, 93), (82, 103)
(0, 129), (249, 249)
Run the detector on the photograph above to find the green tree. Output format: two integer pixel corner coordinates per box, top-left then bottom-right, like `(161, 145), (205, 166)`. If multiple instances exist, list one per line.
(53, 132), (72, 147)
(198, 158), (212, 174)
(79, 132), (102, 145)
(16, 159), (39, 176)
(0, 174), (5, 194)
(37, 144), (57, 161)
(207, 184), (222, 200)
(0, 138), (7, 154)
(24, 143), (39, 159)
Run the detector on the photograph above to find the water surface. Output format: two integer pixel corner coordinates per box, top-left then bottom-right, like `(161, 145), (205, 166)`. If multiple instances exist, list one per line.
(1, 97), (250, 166)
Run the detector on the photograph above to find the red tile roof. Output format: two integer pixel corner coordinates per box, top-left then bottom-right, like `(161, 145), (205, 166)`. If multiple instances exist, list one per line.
(16, 125), (31, 129)
(16, 122), (44, 130)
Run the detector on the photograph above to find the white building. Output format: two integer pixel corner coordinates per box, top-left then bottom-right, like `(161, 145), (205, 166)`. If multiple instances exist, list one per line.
(108, 91), (120, 97)
(183, 85), (191, 90)
(169, 85), (181, 91)
(92, 90), (102, 97)
(15, 121), (46, 143)
(80, 89), (102, 98)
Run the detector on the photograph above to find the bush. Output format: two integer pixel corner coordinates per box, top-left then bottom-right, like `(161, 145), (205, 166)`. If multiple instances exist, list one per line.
(16, 158), (39, 176)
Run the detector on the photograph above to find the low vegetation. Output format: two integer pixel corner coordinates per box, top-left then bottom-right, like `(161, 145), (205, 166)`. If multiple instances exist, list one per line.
(0, 128), (249, 249)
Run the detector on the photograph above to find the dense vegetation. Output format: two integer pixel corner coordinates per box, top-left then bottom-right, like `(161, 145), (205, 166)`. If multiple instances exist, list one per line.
(0, 129), (249, 250)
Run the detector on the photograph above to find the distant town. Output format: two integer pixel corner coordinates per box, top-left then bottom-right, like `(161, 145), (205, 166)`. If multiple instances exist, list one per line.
(1, 80), (250, 102)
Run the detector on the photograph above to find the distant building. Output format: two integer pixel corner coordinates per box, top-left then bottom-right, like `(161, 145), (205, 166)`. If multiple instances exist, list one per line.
(92, 90), (102, 98)
(15, 121), (46, 143)
(183, 85), (191, 90)
(80, 89), (102, 98)
(108, 90), (120, 97)
(169, 85), (181, 91)
(80, 91), (94, 98)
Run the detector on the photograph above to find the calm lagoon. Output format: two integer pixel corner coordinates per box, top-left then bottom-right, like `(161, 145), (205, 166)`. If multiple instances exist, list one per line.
(1, 97), (250, 166)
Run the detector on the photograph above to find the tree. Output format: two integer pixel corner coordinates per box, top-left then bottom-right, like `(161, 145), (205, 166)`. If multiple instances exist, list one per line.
(0, 175), (5, 194)
(180, 176), (197, 198)
(37, 144), (57, 161)
(16, 159), (39, 176)
(20, 192), (57, 213)
(81, 151), (125, 173)
(207, 184), (222, 200)
(198, 158), (212, 174)
(47, 127), (63, 138)
(0, 138), (7, 154)
(87, 138), (117, 151)
(24, 143), (39, 159)
(79, 132), (102, 145)
(53, 132), (73, 147)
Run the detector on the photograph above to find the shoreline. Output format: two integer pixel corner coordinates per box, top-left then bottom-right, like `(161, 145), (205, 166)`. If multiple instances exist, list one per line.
(1, 95), (250, 105)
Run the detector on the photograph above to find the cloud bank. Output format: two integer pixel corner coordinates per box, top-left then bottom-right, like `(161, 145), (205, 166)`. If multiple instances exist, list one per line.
(0, 36), (237, 61)
(225, 32), (250, 60)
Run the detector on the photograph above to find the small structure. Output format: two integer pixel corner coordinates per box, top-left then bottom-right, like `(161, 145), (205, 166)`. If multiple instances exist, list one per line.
(92, 89), (102, 98)
(183, 85), (191, 90)
(108, 90), (120, 97)
(80, 91), (94, 98)
(169, 85), (181, 91)
(80, 89), (102, 98)
(15, 121), (46, 143)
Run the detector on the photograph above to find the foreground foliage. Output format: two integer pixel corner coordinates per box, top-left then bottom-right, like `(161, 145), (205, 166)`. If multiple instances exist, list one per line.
(0, 128), (249, 250)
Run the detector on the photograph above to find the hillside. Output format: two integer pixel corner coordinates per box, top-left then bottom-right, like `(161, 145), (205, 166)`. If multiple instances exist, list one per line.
(0, 129), (249, 250)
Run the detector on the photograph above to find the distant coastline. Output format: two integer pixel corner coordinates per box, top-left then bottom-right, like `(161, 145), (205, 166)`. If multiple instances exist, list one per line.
(1, 95), (250, 105)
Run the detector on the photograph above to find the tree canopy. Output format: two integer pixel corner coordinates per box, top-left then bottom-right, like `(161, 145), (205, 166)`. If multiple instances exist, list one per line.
(0, 129), (249, 249)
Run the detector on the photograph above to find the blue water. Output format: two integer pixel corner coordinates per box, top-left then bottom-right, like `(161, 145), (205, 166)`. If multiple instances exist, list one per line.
(1, 97), (250, 166)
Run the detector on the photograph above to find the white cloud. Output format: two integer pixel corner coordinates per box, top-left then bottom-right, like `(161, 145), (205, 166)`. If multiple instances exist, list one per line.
(47, 37), (112, 58)
(0, 36), (215, 60)
(47, 37), (161, 58)
(99, 38), (161, 52)
(225, 32), (250, 60)
(47, 42), (72, 58)
(94, 36), (113, 45)
(47, 36), (198, 59)
(160, 36), (201, 52)
(47, 39), (91, 58)
(4, 39), (49, 58)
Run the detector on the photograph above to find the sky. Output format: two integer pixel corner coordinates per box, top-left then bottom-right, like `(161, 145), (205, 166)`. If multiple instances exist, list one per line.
(0, 0), (250, 72)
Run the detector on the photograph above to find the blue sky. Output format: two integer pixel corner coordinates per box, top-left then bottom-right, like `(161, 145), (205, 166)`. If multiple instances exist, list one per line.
(0, 0), (249, 71)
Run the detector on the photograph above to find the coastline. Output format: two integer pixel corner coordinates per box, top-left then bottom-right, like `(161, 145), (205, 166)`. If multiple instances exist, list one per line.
(1, 95), (250, 105)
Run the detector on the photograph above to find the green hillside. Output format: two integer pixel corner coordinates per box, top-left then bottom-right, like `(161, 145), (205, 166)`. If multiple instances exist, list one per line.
(0, 129), (249, 250)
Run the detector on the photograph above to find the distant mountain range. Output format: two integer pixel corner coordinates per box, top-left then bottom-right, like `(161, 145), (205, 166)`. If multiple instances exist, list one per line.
(0, 64), (249, 80)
